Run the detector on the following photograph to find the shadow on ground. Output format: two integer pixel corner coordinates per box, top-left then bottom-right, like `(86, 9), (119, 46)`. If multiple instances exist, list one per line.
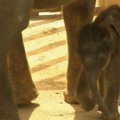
(71, 104), (101, 120)
(18, 103), (39, 120)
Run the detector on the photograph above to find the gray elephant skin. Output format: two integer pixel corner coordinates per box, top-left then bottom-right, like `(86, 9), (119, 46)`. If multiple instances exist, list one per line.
(75, 5), (120, 120)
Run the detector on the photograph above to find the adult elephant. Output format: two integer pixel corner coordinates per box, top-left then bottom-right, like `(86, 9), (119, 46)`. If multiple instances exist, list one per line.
(0, 0), (96, 119)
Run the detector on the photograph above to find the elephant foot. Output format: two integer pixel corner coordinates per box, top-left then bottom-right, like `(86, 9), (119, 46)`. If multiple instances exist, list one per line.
(63, 91), (78, 104)
(15, 88), (38, 105)
(7, 42), (38, 105)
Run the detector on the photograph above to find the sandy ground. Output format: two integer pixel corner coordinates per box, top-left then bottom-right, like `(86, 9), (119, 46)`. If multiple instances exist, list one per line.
(18, 11), (104, 120)
(18, 90), (101, 120)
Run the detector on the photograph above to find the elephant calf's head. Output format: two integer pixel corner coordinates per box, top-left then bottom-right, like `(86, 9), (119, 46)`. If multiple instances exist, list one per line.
(77, 24), (112, 72)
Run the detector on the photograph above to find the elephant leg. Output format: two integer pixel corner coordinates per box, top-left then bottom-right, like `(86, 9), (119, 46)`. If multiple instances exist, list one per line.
(0, 57), (20, 119)
(63, 0), (96, 103)
(103, 59), (120, 120)
(7, 33), (38, 105)
(75, 69), (95, 110)
(0, 0), (33, 119)
(0, 17), (20, 120)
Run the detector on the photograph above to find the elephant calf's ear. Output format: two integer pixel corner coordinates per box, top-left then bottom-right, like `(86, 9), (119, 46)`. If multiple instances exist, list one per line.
(93, 5), (120, 38)
(99, 16), (120, 38)
(109, 18), (120, 37)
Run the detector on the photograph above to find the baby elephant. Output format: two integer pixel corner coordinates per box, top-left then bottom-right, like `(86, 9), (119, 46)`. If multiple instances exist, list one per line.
(75, 5), (120, 120)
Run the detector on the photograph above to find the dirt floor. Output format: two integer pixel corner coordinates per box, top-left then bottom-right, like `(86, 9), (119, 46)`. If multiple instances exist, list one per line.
(18, 11), (103, 120)
(18, 90), (101, 120)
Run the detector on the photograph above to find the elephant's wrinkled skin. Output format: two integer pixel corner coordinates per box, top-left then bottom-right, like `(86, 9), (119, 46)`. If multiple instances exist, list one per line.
(63, 0), (96, 103)
(75, 5), (120, 120)
(0, 0), (33, 119)
(0, 0), (96, 119)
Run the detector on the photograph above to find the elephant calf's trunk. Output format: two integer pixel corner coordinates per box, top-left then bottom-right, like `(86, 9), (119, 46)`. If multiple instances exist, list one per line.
(87, 71), (110, 115)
